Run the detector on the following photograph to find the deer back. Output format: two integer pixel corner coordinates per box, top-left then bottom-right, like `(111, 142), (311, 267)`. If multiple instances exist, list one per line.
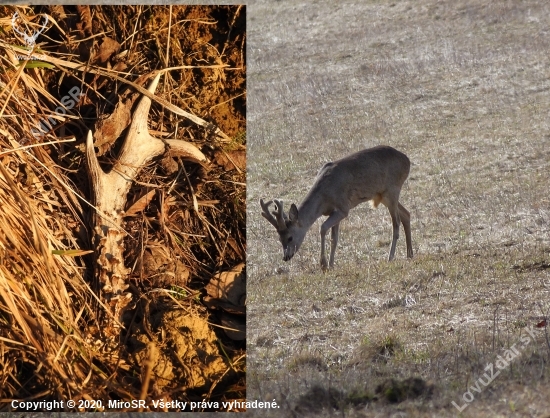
(301, 146), (410, 215)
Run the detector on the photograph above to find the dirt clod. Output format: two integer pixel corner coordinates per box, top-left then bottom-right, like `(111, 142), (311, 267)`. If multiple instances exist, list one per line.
(134, 310), (226, 392)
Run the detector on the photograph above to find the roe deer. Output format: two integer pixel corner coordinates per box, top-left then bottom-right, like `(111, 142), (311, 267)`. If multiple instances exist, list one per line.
(260, 145), (413, 270)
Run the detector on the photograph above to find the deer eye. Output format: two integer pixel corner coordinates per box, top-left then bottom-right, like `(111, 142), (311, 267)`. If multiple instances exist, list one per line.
(288, 237), (293, 243)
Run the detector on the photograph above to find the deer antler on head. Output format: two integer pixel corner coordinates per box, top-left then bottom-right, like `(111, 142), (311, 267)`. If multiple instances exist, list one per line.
(259, 198), (287, 231)
(272, 199), (289, 230)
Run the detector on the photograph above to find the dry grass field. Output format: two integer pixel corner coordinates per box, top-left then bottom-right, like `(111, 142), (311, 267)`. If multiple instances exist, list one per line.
(247, 0), (550, 416)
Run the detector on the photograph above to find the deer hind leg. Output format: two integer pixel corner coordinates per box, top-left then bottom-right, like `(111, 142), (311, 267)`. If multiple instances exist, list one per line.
(329, 222), (340, 268)
(398, 203), (413, 258)
(388, 208), (400, 261)
(383, 192), (401, 261)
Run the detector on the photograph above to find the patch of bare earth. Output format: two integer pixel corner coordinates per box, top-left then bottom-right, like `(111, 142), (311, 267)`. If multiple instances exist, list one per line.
(248, 0), (550, 416)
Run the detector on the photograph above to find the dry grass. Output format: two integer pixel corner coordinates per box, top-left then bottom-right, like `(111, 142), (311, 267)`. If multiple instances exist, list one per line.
(0, 5), (245, 411)
(248, 0), (550, 416)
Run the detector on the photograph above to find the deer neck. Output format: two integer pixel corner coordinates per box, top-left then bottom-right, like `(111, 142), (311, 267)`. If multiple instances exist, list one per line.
(297, 190), (326, 229)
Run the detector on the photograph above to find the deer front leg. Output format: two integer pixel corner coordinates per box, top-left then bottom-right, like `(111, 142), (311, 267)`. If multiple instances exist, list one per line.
(320, 211), (345, 271)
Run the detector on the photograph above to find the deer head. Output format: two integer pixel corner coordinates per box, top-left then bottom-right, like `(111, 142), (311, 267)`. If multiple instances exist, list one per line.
(259, 199), (308, 262)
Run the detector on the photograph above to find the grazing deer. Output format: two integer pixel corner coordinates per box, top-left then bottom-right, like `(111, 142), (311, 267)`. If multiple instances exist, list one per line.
(260, 145), (413, 270)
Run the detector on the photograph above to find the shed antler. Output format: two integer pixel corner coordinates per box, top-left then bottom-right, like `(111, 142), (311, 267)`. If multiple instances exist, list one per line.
(86, 73), (206, 336)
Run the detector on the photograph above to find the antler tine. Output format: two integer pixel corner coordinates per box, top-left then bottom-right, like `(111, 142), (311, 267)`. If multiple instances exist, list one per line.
(272, 199), (288, 231)
(259, 199), (279, 229)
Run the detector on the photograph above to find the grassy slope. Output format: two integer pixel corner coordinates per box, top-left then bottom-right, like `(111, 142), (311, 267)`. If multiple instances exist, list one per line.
(248, 0), (550, 416)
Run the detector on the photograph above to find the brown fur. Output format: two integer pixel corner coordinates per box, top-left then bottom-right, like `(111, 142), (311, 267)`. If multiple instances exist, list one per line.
(260, 145), (413, 269)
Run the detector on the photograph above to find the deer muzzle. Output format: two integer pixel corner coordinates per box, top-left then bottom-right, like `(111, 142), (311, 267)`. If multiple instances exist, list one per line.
(283, 245), (297, 262)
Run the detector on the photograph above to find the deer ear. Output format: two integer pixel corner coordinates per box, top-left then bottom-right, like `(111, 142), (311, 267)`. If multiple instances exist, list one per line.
(289, 204), (299, 223)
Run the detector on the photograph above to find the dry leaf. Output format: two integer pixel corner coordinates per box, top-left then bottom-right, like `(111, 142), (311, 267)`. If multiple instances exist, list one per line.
(93, 37), (121, 64)
(203, 298), (245, 315)
(204, 263), (246, 340)
(214, 149), (246, 171)
(76, 6), (92, 36)
(205, 263), (245, 306)
(125, 189), (156, 216)
(138, 246), (189, 288)
(220, 313), (245, 341)
(94, 95), (136, 155)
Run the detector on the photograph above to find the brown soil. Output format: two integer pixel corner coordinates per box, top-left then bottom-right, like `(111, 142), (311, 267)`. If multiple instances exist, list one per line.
(0, 5), (245, 411)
